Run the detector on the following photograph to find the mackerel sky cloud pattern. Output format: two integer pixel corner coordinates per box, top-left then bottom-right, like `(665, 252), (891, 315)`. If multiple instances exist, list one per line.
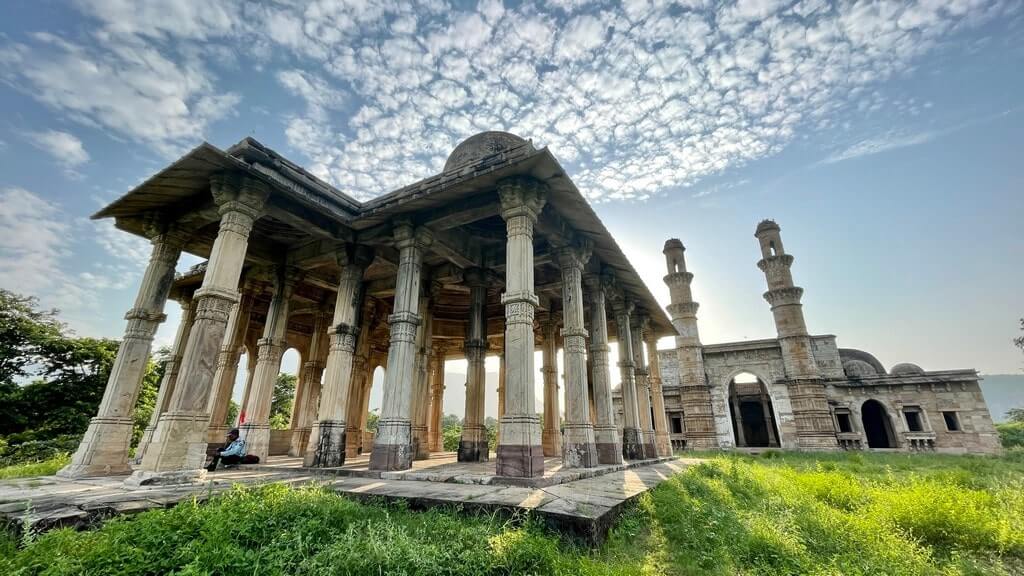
(1, 0), (1014, 203)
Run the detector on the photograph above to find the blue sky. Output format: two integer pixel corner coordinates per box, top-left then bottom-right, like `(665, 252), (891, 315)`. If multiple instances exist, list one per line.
(0, 0), (1022, 413)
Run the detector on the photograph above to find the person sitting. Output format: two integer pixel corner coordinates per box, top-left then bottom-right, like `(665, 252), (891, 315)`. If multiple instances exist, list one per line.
(206, 428), (246, 472)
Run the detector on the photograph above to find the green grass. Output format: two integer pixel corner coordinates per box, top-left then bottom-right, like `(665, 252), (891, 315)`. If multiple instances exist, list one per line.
(0, 453), (69, 480)
(2, 452), (1022, 575)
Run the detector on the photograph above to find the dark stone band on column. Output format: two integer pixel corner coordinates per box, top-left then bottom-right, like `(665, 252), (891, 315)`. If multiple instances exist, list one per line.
(622, 427), (645, 460)
(457, 440), (490, 462)
(496, 444), (544, 478)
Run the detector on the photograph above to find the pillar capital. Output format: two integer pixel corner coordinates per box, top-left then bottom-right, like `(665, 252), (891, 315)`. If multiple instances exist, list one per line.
(393, 220), (434, 251)
(336, 243), (375, 269)
(553, 238), (592, 271)
(210, 173), (269, 218)
(497, 177), (547, 221)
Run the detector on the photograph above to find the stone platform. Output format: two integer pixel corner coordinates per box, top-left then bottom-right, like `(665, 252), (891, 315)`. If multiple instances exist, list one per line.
(0, 454), (694, 543)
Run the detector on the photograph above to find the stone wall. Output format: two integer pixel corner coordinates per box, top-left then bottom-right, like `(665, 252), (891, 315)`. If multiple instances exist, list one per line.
(652, 338), (1001, 455)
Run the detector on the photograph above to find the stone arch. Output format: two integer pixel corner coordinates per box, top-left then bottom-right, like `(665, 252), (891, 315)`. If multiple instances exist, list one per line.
(861, 399), (897, 448)
(725, 370), (781, 448)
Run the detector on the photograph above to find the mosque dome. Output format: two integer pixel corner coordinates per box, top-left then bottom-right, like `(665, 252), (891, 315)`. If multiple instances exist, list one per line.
(843, 359), (878, 379)
(444, 131), (531, 172)
(891, 363), (925, 376)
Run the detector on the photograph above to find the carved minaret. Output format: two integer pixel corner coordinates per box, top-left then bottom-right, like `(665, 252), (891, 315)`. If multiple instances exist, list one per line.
(662, 239), (718, 449)
(755, 220), (837, 449)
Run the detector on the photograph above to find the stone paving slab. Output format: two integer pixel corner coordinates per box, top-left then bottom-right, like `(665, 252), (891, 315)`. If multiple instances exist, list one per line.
(0, 457), (698, 544)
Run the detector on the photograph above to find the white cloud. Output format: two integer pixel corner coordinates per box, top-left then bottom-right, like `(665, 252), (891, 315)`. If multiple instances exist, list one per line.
(824, 130), (938, 164)
(7, 0), (1013, 200)
(25, 130), (90, 175)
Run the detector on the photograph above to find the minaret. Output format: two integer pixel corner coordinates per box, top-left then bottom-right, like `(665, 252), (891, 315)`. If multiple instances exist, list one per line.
(754, 220), (837, 449)
(662, 239), (718, 449)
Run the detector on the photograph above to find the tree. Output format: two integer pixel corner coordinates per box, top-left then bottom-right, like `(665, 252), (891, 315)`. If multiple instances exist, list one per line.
(366, 409), (380, 432)
(269, 373), (296, 430)
(1015, 318), (1024, 354)
(1007, 408), (1024, 424)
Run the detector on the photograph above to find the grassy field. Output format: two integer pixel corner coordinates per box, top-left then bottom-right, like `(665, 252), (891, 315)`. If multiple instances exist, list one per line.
(2, 451), (1022, 575)
(0, 453), (69, 480)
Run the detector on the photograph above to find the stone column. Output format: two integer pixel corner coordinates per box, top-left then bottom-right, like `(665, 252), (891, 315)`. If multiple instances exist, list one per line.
(761, 393), (779, 447)
(234, 350), (257, 426)
(134, 295), (195, 464)
(645, 335), (673, 457)
(206, 285), (256, 443)
(345, 298), (376, 458)
(584, 273), (622, 464)
(496, 350), (506, 442)
(731, 394), (747, 447)
(540, 318), (561, 457)
(496, 177), (545, 478)
(60, 225), (185, 479)
(305, 245), (373, 467)
(370, 223), (432, 471)
(555, 243), (598, 468)
(411, 286), (433, 460)
(427, 347), (445, 452)
(238, 267), (299, 461)
(458, 268), (489, 462)
(128, 175), (268, 485)
(289, 311), (328, 456)
(632, 315), (657, 459)
(611, 296), (644, 460)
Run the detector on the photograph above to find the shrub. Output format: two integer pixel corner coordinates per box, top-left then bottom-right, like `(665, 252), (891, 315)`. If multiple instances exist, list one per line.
(996, 421), (1024, 448)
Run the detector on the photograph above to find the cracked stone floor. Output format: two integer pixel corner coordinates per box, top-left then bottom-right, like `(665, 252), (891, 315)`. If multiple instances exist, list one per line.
(0, 454), (698, 542)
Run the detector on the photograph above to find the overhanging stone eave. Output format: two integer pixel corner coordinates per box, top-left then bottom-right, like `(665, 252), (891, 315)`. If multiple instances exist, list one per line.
(91, 142), (248, 220)
(536, 149), (675, 339)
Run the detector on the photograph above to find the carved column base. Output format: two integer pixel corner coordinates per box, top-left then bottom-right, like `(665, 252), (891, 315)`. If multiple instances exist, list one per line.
(641, 431), (658, 460)
(133, 424), (158, 465)
(345, 425), (362, 458)
(561, 423), (598, 469)
(412, 425), (430, 460)
(368, 419), (412, 471)
(128, 411), (210, 484)
(541, 427), (562, 457)
(496, 415), (543, 478)
(289, 427), (311, 457)
(594, 425), (623, 465)
(457, 425), (489, 462)
(655, 431), (673, 457)
(206, 424), (231, 444)
(622, 427), (646, 460)
(59, 417), (135, 478)
(305, 421), (347, 467)
(238, 423), (271, 462)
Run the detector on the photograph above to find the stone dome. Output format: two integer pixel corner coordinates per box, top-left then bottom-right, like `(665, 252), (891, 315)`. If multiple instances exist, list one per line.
(755, 219), (780, 234)
(843, 359), (878, 379)
(663, 238), (684, 252)
(444, 131), (531, 172)
(891, 363), (925, 376)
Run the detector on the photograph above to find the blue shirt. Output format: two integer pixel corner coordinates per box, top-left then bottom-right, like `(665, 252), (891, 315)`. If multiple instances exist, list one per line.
(220, 438), (246, 457)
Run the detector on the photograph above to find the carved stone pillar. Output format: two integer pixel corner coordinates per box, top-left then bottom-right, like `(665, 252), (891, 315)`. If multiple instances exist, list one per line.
(731, 394), (747, 447)
(411, 287), (433, 460)
(458, 268), (489, 462)
(556, 242), (598, 468)
(496, 350), (506, 441)
(238, 267), (299, 461)
(584, 273), (622, 464)
(632, 315), (657, 459)
(135, 295), (195, 464)
(128, 174), (268, 485)
(345, 298), (376, 458)
(645, 332), (673, 457)
(540, 318), (562, 457)
(305, 245), (373, 467)
(612, 295), (644, 460)
(61, 224), (186, 478)
(289, 311), (329, 456)
(234, 349), (257, 426)
(427, 346), (445, 452)
(370, 223), (432, 471)
(206, 284), (256, 443)
(496, 177), (545, 478)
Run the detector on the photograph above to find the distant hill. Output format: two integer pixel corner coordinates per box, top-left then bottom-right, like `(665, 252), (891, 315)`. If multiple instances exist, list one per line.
(980, 374), (1024, 422)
